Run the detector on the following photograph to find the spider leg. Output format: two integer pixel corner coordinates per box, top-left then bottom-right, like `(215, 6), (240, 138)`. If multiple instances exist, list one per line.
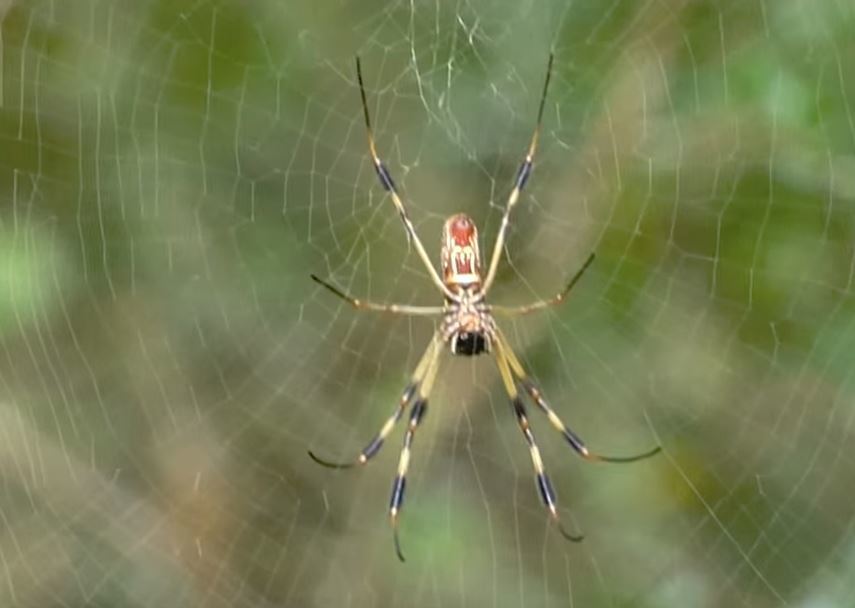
(494, 337), (583, 542)
(491, 252), (596, 317)
(389, 335), (443, 562)
(308, 334), (441, 469)
(355, 57), (457, 302)
(482, 53), (554, 294)
(311, 274), (445, 316)
(496, 330), (662, 463)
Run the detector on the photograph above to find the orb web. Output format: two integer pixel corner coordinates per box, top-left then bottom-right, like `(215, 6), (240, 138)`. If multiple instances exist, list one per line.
(1, 0), (854, 606)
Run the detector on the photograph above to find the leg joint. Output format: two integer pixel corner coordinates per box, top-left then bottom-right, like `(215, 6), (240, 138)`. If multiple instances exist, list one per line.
(409, 399), (427, 427)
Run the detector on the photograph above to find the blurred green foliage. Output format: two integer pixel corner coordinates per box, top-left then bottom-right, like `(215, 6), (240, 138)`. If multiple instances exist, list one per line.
(1, 1), (854, 606)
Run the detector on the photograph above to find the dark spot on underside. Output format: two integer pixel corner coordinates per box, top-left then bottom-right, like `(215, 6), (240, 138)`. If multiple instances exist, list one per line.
(454, 332), (487, 356)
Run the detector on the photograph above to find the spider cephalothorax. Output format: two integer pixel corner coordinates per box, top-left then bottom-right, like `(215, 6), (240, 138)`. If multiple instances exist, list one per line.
(309, 54), (661, 562)
(441, 291), (495, 356)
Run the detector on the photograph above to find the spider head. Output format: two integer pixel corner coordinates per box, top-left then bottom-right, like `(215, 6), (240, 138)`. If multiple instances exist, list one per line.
(445, 292), (493, 357)
(441, 213), (481, 289)
(451, 331), (488, 356)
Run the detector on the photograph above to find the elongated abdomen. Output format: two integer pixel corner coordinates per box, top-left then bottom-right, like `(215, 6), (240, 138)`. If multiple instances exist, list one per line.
(441, 213), (482, 288)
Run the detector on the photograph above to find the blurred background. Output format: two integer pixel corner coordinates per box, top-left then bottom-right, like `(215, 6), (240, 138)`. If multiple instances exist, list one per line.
(1, 0), (854, 606)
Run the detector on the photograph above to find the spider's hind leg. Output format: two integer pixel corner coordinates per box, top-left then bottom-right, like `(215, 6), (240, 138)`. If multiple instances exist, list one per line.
(354, 57), (456, 301)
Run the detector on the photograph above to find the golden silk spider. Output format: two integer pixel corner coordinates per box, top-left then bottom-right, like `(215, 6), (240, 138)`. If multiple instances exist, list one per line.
(309, 54), (661, 562)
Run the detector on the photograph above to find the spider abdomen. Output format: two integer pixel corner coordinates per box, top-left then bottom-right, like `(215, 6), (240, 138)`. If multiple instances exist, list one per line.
(441, 214), (482, 288)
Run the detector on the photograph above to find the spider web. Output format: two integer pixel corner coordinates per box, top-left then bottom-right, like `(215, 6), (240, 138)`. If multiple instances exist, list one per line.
(1, 0), (854, 606)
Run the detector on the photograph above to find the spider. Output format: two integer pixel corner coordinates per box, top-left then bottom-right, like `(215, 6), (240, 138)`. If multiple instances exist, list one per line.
(309, 54), (661, 562)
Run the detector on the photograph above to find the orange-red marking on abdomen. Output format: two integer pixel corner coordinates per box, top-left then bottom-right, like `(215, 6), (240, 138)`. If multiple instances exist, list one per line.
(448, 214), (476, 246)
(441, 213), (481, 286)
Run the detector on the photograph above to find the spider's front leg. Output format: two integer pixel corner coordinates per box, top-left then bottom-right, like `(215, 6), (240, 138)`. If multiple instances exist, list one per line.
(308, 334), (441, 469)
(389, 335), (443, 561)
(493, 337), (583, 542)
(307, 332), (443, 562)
(496, 330), (662, 463)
